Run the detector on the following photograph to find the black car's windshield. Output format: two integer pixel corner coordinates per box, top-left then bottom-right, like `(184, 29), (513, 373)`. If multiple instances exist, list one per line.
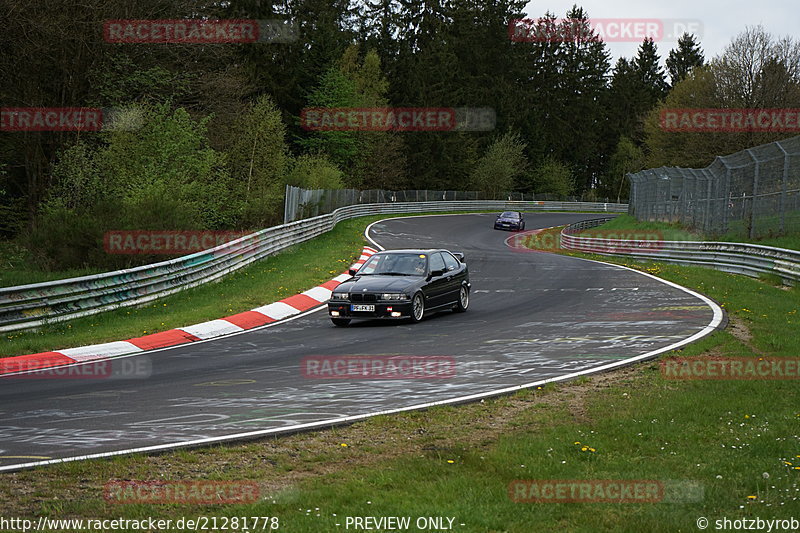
(358, 253), (427, 276)
(499, 211), (519, 218)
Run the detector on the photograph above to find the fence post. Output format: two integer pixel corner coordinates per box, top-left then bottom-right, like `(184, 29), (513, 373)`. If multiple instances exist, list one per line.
(746, 149), (759, 239)
(283, 184), (294, 224)
(777, 141), (789, 234)
(721, 163), (731, 234)
(704, 172), (713, 234)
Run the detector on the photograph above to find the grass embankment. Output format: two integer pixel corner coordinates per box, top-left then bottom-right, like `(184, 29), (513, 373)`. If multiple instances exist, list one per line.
(2, 216), (799, 531)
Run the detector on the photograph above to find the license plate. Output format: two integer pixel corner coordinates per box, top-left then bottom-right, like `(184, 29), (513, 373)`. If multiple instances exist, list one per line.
(351, 304), (375, 312)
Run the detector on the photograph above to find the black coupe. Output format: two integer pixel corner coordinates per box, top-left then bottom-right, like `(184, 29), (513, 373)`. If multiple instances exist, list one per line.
(328, 249), (470, 326)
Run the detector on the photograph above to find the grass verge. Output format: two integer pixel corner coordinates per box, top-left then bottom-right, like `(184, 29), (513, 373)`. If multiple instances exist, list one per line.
(1, 216), (376, 357)
(591, 214), (800, 251)
(2, 221), (799, 531)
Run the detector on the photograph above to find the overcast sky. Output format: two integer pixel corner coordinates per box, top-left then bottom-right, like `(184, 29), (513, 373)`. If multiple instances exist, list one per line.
(521, 0), (798, 63)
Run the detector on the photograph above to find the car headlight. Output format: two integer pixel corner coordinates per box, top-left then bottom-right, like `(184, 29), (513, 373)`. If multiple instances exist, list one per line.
(332, 292), (349, 300)
(381, 293), (409, 301)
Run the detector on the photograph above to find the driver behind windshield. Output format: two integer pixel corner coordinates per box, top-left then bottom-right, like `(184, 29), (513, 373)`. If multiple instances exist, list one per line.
(373, 254), (426, 275)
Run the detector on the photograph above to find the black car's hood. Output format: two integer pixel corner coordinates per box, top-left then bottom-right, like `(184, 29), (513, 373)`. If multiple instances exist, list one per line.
(496, 217), (520, 223)
(338, 275), (420, 292)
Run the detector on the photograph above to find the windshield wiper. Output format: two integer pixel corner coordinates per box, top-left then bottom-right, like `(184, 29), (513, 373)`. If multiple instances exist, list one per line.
(377, 272), (411, 276)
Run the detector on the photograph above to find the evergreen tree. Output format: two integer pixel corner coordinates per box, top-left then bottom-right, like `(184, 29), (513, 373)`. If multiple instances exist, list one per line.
(552, 6), (611, 192)
(634, 38), (669, 102)
(666, 33), (705, 87)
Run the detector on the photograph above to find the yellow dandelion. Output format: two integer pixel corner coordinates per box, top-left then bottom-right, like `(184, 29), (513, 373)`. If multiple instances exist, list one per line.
(447, 460), (454, 464)
(589, 448), (596, 452)
(340, 443), (348, 447)
(574, 441), (581, 445)
(747, 495), (757, 500)
(581, 446), (588, 451)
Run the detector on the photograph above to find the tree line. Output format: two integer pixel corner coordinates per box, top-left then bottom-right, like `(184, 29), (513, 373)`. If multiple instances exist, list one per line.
(0, 0), (798, 269)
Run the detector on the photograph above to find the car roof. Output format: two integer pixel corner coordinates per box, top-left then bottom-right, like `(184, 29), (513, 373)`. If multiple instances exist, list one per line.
(374, 249), (450, 255)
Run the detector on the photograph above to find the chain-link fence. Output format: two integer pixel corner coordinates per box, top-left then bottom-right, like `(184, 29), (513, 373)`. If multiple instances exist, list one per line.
(627, 135), (800, 238)
(283, 186), (612, 223)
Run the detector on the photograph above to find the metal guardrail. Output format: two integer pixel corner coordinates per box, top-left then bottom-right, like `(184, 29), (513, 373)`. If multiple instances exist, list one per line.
(284, 185), (619, 223)
(560, 218), (800, 284)
(0, 200), (627, 332)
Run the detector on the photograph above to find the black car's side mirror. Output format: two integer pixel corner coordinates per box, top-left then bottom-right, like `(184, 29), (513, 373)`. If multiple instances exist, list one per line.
(429, 269), (445, 279)
(348, 268), (358, 276)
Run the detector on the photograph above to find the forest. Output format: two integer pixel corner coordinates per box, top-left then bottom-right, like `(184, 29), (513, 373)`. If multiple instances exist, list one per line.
(1, 0), (798, 269)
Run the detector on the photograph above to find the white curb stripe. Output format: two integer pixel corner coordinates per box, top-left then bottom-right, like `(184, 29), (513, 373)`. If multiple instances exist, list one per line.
(179, 319), (244, 340)
(251, 301), (301, 320)
(303, 286), (333, 302)
(59, 341), (143, 362)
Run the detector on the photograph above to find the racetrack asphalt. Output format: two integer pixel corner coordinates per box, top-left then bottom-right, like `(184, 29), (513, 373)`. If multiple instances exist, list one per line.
(0, 213), (722, 470)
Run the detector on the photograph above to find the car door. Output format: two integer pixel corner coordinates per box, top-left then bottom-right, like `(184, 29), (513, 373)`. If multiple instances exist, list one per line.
(441, 251), (463, 304)
(424, 252), (449, 308)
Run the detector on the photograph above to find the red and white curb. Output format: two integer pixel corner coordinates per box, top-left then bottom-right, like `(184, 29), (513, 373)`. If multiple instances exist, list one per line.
(0, 246), (378, 376)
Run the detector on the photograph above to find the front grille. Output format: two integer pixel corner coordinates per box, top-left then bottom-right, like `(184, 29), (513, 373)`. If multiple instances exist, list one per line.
(351, 293), (377, 302)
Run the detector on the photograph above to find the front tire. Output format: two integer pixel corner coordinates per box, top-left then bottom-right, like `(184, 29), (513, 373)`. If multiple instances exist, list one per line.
(454, 285), (469, 313)
(410, 292), (425, 322)
(331, 318), (351, 327)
